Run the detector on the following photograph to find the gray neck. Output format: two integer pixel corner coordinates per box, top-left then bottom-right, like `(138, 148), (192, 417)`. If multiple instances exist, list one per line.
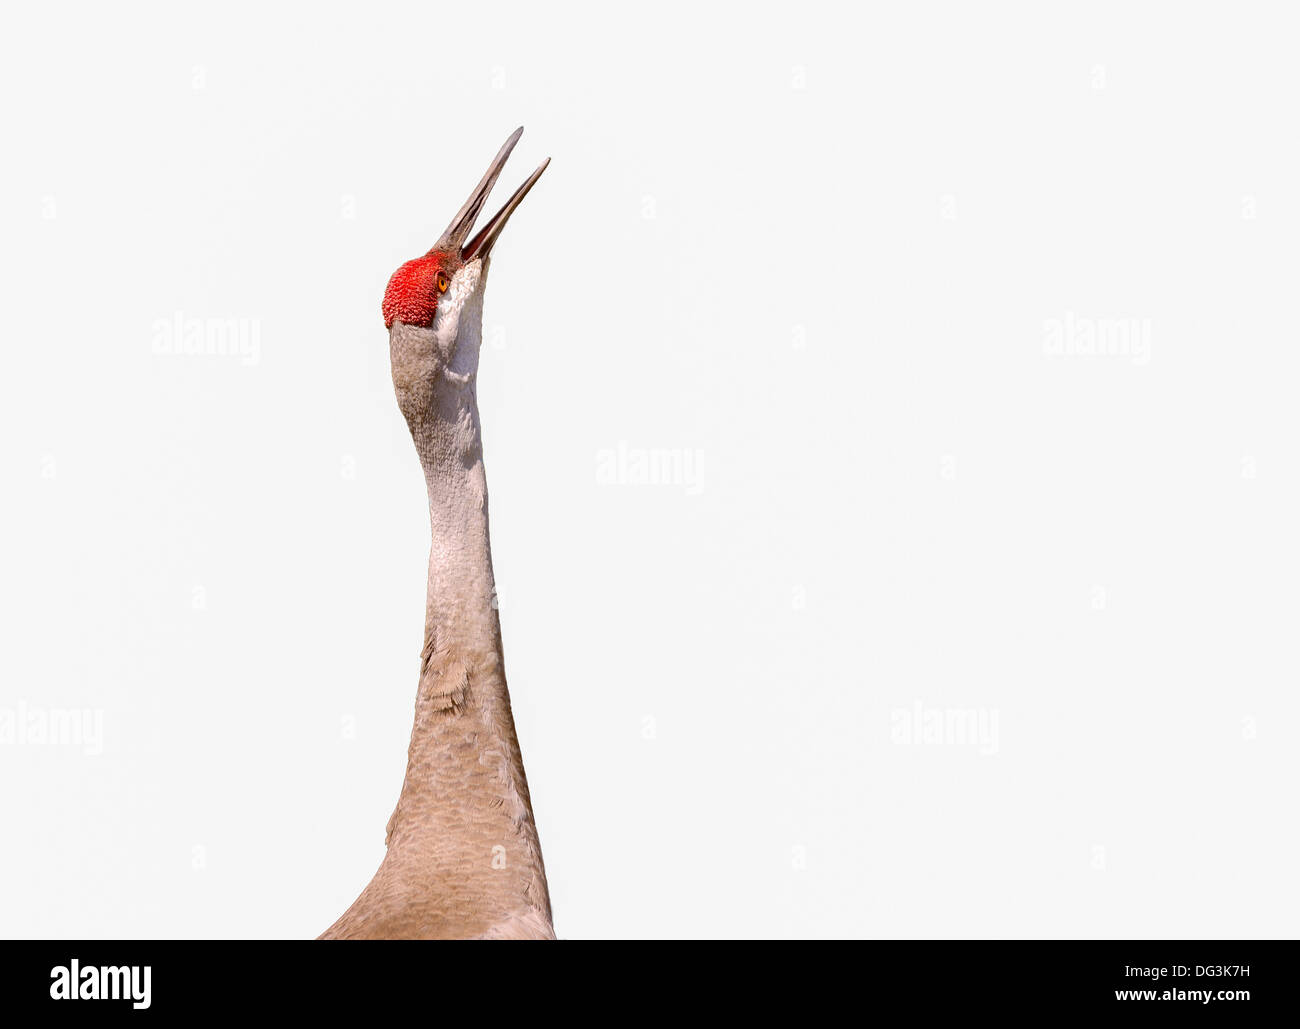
(388, 277), (503, 694)
(415, 387), (501, 673)
(379, 292), (552, 932)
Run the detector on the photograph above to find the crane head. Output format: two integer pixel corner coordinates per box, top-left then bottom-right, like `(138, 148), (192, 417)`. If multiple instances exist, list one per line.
(382, 127), (549, 331)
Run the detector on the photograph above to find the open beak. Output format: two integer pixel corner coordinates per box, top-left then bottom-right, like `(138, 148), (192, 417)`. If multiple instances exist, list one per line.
(434, 127), (550, 262)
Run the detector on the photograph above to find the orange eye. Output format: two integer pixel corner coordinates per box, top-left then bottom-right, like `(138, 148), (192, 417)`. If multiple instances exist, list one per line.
(436, 272), (449, 294)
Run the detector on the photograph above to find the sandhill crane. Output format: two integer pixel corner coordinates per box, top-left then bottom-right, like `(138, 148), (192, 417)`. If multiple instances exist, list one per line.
(321, 129), (554, 940)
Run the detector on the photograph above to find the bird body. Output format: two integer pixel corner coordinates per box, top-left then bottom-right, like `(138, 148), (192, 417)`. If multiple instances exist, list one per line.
(322, 130), (554, 940)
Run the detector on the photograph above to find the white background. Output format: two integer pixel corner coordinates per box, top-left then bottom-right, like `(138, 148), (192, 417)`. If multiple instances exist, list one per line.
(2, 2), (1297, 939)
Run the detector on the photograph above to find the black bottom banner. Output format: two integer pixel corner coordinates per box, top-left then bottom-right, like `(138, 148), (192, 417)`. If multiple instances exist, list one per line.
(0, 939), (1286, 1019)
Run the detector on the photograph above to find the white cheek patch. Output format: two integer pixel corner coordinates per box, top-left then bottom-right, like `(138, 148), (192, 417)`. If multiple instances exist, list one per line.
(432, 261), (485, 386)
(431, 262), (481, 341)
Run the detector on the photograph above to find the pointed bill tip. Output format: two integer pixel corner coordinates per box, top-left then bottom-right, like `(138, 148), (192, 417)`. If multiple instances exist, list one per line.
(462, 158), (550, 262)
(433, 128), (527, 252)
